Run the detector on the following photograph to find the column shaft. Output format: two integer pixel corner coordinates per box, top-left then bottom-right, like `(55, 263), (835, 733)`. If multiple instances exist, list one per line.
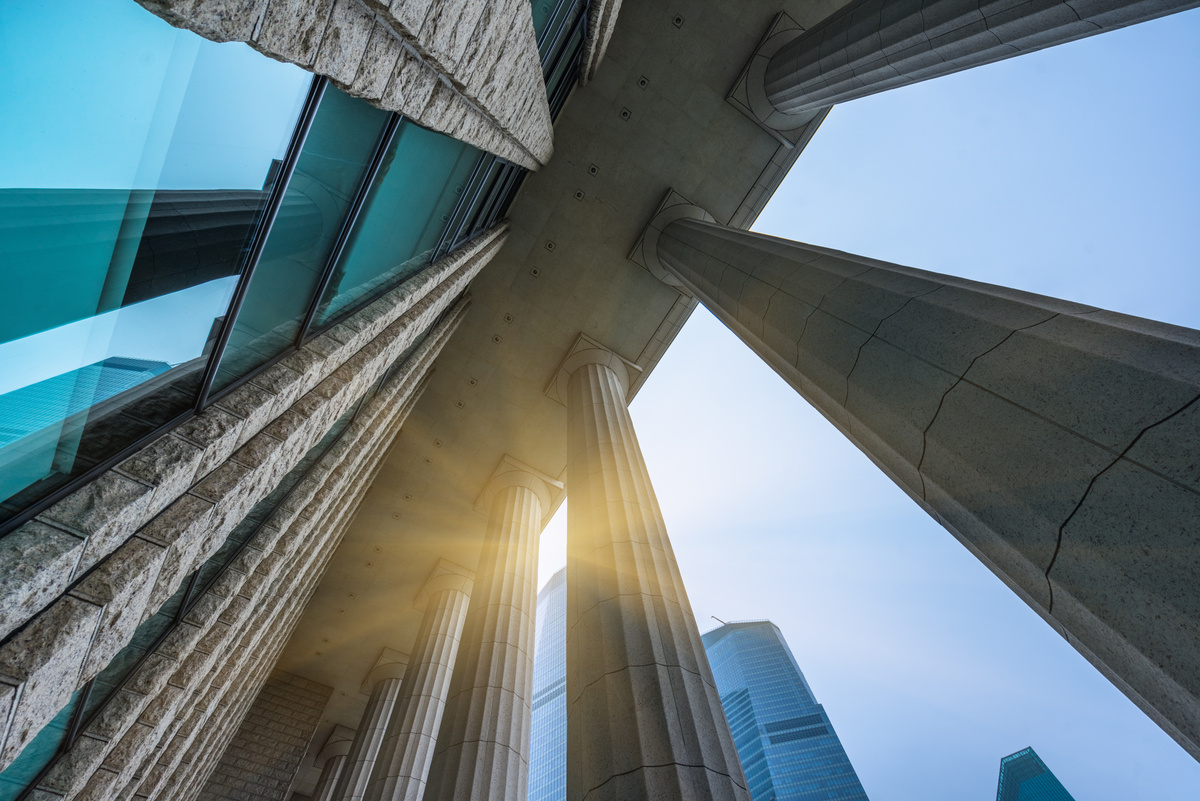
(564, 356), (750, 801)
(423, 484), (542, 801)
(764, 0), (1200, 114)
(656, 216), (1200, 758)
(363, 587), (471, 801)
(334, 676), (404, 801)
(314, 754), (349, 801)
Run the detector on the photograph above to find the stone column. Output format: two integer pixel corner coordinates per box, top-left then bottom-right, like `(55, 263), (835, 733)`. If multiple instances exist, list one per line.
(313, 726), (357, 801)
(332, 649), (410, 801)
(757, 0), (1200, 115)
(363, 561), (474, 801)
(638, 197), (1200, 759)
(548, 335), (751, 801)
(423, 456), (563, 801)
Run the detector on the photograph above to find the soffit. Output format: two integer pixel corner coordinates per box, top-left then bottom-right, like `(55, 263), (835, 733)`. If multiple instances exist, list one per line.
(275, 0), (850, 788)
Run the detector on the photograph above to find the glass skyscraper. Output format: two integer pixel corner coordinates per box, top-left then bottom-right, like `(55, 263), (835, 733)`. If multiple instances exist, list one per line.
(701, 621), (870, 801)
(528, 568), (567, 801)
(996, 748), (1076, 801)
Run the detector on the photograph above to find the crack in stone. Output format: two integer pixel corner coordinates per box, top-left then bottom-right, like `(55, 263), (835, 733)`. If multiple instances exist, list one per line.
(914, 312), (1061, 502)
(583, 761), (741, 798)
(569, 660), (709, 703)
(840, 281), (943, 407)
(790, 261), (873, 367)
(1044, 389), (1200, 614)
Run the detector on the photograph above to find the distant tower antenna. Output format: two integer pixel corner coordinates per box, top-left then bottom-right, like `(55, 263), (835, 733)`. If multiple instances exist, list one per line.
(711, 616), (727, 625)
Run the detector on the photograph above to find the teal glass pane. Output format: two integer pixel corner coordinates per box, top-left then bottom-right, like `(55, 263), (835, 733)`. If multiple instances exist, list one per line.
(537, 0), (586, 67)
(312, 122), (480, 328)
(457, 158), (504, 240)
(531, 0), (557, 39)
(0, 0), (310, 526)
(210, 89), (391, 392)
(0, 690), (81, 801)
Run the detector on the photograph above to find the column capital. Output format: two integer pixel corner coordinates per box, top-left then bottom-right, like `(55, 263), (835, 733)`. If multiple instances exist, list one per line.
(726, 12), (818, 146)
(414, 558), (474, 611)
(320, 725), (357, 762)
(473, 454), (564, 523)
(628, 189), (715, 289)
(359, 647), (410, 694)
(544, 333), (643, 406)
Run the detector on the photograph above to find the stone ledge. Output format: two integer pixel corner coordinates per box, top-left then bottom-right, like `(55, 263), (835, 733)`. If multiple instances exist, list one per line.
(31, 301), (465, 798)
(0, 226), (505, 646)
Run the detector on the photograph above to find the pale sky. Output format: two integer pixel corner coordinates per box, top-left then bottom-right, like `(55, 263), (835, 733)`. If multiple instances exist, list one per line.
(537, 8), (1200, 800)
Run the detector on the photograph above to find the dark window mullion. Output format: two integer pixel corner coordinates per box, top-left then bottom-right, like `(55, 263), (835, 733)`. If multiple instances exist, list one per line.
(474, 165), (519, 235)
(192, 76), (328, 412)
(431, 152), (492, 261)
(537, 0), (574, 53)
(541, 0), (586, 79)
(296, 113), (404, 347)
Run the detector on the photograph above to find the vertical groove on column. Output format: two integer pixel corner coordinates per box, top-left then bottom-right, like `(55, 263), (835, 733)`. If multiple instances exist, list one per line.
(314, 754), (350, 801)
(363, 588), (471, 801)
(565, 361), (750, 801)
(335, 677), (404, 801)
(423, 484), (541, 801)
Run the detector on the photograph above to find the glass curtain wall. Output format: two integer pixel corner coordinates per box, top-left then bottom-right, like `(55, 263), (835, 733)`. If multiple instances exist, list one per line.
(209, 89), (392, 391)
(0, 0), (310, 527)
(0, 0), (527, 536)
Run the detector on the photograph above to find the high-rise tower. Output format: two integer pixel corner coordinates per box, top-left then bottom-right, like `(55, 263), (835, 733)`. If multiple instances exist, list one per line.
(996, 748), (1076, 801)
(702, 621), (870, 801)
(528, 569), (567, 801)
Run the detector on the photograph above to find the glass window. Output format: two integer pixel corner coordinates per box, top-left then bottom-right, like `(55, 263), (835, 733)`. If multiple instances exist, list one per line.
(0, 0), (310, 526)
(537, 0), (586, 70)
(210, 89), (392, 393)
(459, 158), (507, 240)
(0, 690), (81, 801)
(311, 122), (480, 329)
(531, 0), (559, 40)
(437, 154), (494, 255)
(546, 19), (585, 110)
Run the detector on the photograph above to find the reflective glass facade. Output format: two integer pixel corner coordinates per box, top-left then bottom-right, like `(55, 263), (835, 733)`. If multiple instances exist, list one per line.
(701, 621), (870, 801)
(996, 748), (1076, 801)
(0, 0), (527, 537)
(528, 569), (567, 801)
(0, 0), (310, 525)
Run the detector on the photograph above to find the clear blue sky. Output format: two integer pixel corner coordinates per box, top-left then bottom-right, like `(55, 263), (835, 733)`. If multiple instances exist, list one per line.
(541, 8), (1200, 799)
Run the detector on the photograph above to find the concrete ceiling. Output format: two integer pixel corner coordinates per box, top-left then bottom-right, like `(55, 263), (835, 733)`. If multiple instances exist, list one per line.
(275, 0), (850, 791)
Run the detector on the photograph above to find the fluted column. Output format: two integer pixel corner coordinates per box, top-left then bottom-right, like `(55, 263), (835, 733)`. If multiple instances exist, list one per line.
(549, 336), (751, 801)
(313, 726), (357, 801)
(641, 203), (1200, 759)
(333, 650), (410, 801)
(760, 0), (1200, 115)
(363, 561), (474, 801)
(423, 456), (563, 801)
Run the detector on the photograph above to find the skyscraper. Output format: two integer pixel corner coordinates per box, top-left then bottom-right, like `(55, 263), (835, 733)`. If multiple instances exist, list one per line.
(996, 748), (1077, 801)
(702, 621), (869, 801)
(528, 570), (567, 801)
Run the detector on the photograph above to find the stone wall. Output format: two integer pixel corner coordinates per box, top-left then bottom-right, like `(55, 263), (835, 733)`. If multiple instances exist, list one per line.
(31, 292), (462, 799)
(134, 0), (553, 169)
(0, 220), (502, 801)
(197, 671), (333, 801)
